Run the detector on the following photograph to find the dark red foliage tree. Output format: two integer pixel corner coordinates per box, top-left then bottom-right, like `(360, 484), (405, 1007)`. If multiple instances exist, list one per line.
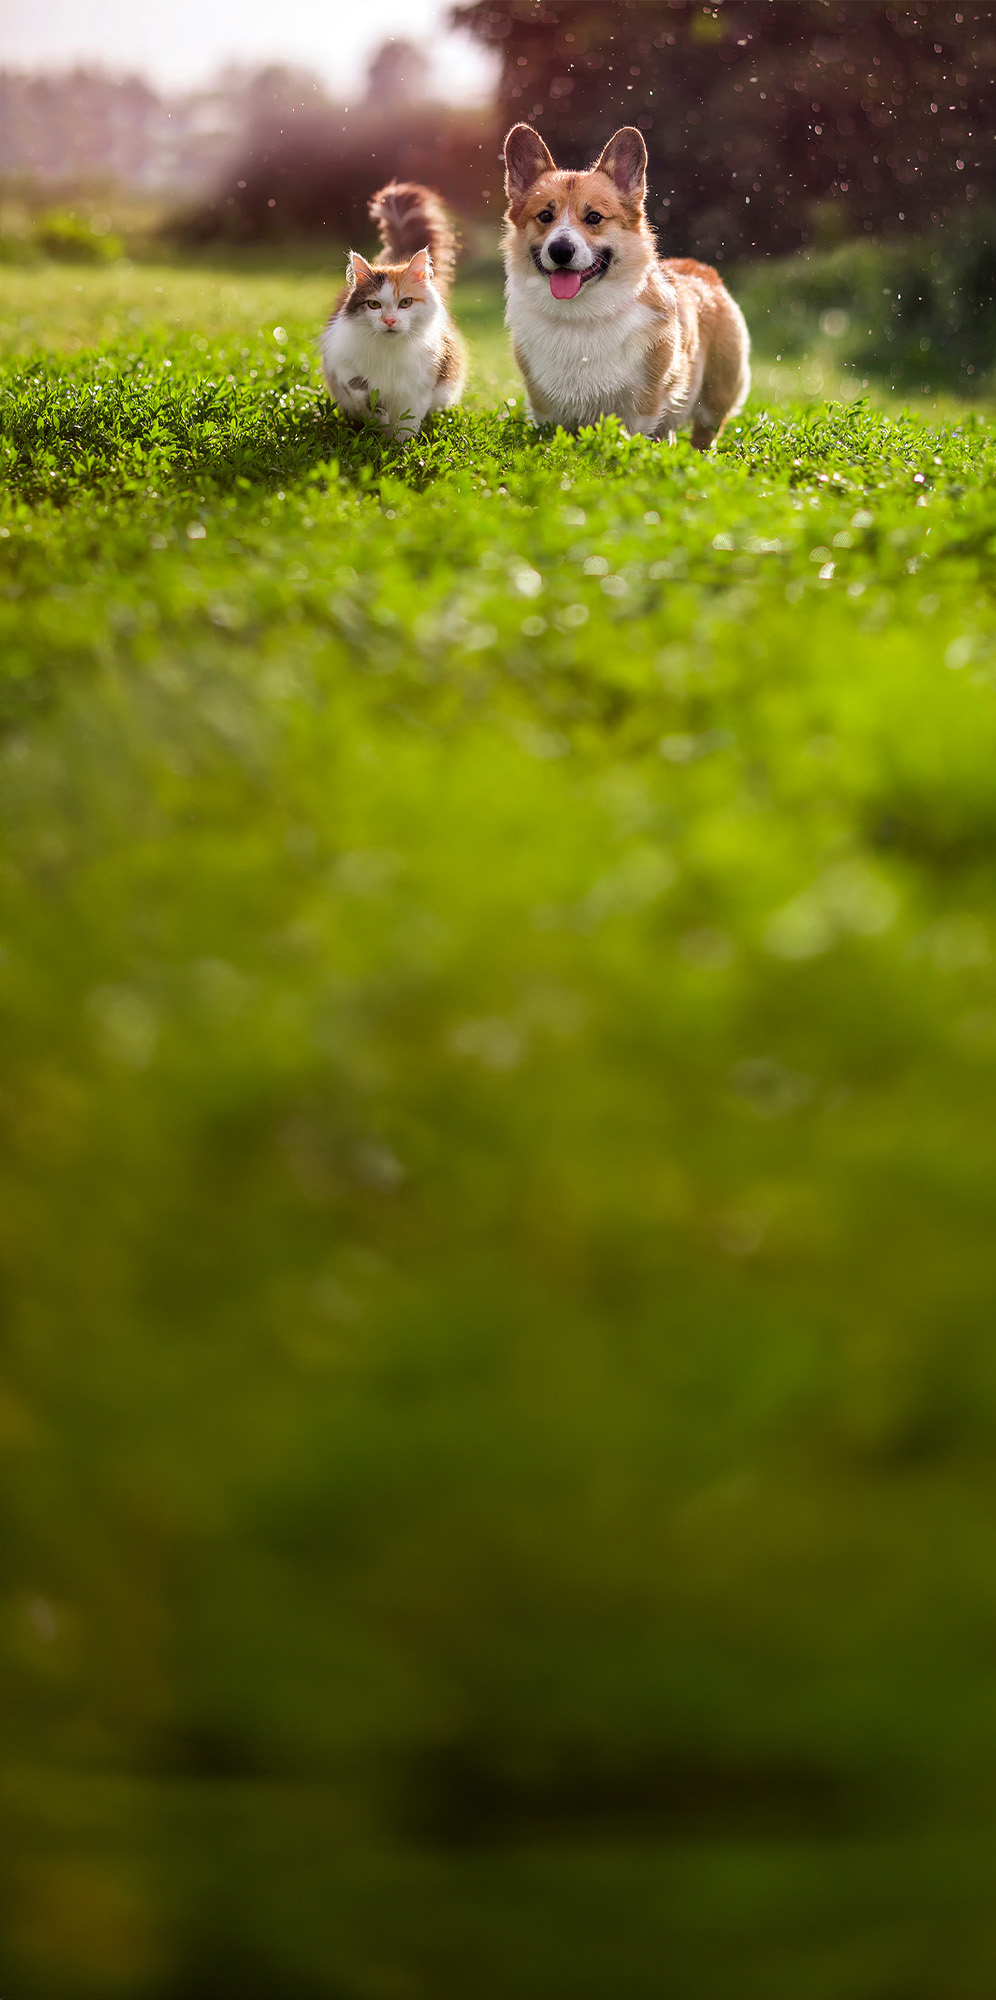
(451, 1), (996, 260)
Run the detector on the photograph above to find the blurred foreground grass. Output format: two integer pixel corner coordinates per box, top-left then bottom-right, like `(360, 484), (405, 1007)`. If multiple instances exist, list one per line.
(2, 260), (996, 1999)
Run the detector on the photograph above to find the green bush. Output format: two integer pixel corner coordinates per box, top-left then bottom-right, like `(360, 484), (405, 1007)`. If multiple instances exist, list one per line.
(32, 208), (124, 263)
(737, 219), (996, 398)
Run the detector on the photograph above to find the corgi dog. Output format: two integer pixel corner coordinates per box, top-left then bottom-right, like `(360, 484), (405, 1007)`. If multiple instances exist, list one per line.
(503, 124), (750, 448)
(320, 182), (466, 435)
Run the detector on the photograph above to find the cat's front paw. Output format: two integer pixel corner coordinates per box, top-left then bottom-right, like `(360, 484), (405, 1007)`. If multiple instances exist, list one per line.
(326, 373), (368, 420)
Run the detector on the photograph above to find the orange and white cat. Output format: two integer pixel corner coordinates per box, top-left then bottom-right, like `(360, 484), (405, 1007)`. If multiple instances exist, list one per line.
(321, 182), (466, 436)
(503, 124), (750, 448)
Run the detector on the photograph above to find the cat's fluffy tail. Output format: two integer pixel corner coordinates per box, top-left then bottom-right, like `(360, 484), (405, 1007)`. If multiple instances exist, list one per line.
(369, 182), (459, 294)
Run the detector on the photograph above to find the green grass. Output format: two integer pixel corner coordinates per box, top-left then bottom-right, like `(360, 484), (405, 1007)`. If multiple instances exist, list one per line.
(3, 258), (996, 2000)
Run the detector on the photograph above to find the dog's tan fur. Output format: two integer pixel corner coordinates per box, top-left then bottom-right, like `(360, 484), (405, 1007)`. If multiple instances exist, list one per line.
(503, 125), (749, 447)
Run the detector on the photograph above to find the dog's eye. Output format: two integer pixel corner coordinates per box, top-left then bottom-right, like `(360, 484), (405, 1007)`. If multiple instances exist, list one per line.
(585, 211), (604, 227)
(536, 207), (554, 225)
(398, 297), (414, 308)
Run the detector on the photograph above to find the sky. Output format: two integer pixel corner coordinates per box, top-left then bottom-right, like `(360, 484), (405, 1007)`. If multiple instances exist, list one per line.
(0, 0), (498, 99)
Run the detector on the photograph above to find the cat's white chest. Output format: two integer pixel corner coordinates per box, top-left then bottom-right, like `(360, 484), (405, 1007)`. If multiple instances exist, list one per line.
(320, 316), (436, 428)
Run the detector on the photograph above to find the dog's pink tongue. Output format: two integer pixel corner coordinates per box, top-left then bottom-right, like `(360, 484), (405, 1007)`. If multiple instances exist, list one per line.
(550, 270), (582, 300)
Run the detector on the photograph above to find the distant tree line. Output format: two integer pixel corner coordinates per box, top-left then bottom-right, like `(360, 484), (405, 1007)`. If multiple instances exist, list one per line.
(1, 53), (501, 254)
(182, 108), (500, 249)
(451, 0), (996, 259)
(177, 43), (499, 248)
(0, 66), (265, 194)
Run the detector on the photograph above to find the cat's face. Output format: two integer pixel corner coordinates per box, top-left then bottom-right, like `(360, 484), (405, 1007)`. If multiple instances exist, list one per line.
(345, 251), (437, 337)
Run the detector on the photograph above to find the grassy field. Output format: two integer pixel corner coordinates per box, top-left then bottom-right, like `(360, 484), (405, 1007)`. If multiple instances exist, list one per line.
(3, 257), (996, 2000)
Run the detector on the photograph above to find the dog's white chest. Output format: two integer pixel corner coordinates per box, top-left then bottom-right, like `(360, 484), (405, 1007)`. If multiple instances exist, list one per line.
(506, 288), (660, 428)
(508, 282), (658, 428)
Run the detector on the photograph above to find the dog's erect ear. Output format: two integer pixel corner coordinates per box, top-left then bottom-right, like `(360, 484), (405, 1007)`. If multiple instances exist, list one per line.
(403, 247), (433, 286)
(504, 124), (556, 199)
(348, 251), (375, 284)
(595, 127), (648, 202)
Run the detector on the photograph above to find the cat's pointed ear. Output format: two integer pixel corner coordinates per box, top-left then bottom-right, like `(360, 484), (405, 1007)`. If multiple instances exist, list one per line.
(348, 251), (375, 285)
(404, 247), (432, 286)
(504, 124), (556, 201)
(594, 127), (647, 203)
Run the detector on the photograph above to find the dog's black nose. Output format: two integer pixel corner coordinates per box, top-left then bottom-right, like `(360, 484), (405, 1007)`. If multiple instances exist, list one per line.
(547, 236), (576, 267)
